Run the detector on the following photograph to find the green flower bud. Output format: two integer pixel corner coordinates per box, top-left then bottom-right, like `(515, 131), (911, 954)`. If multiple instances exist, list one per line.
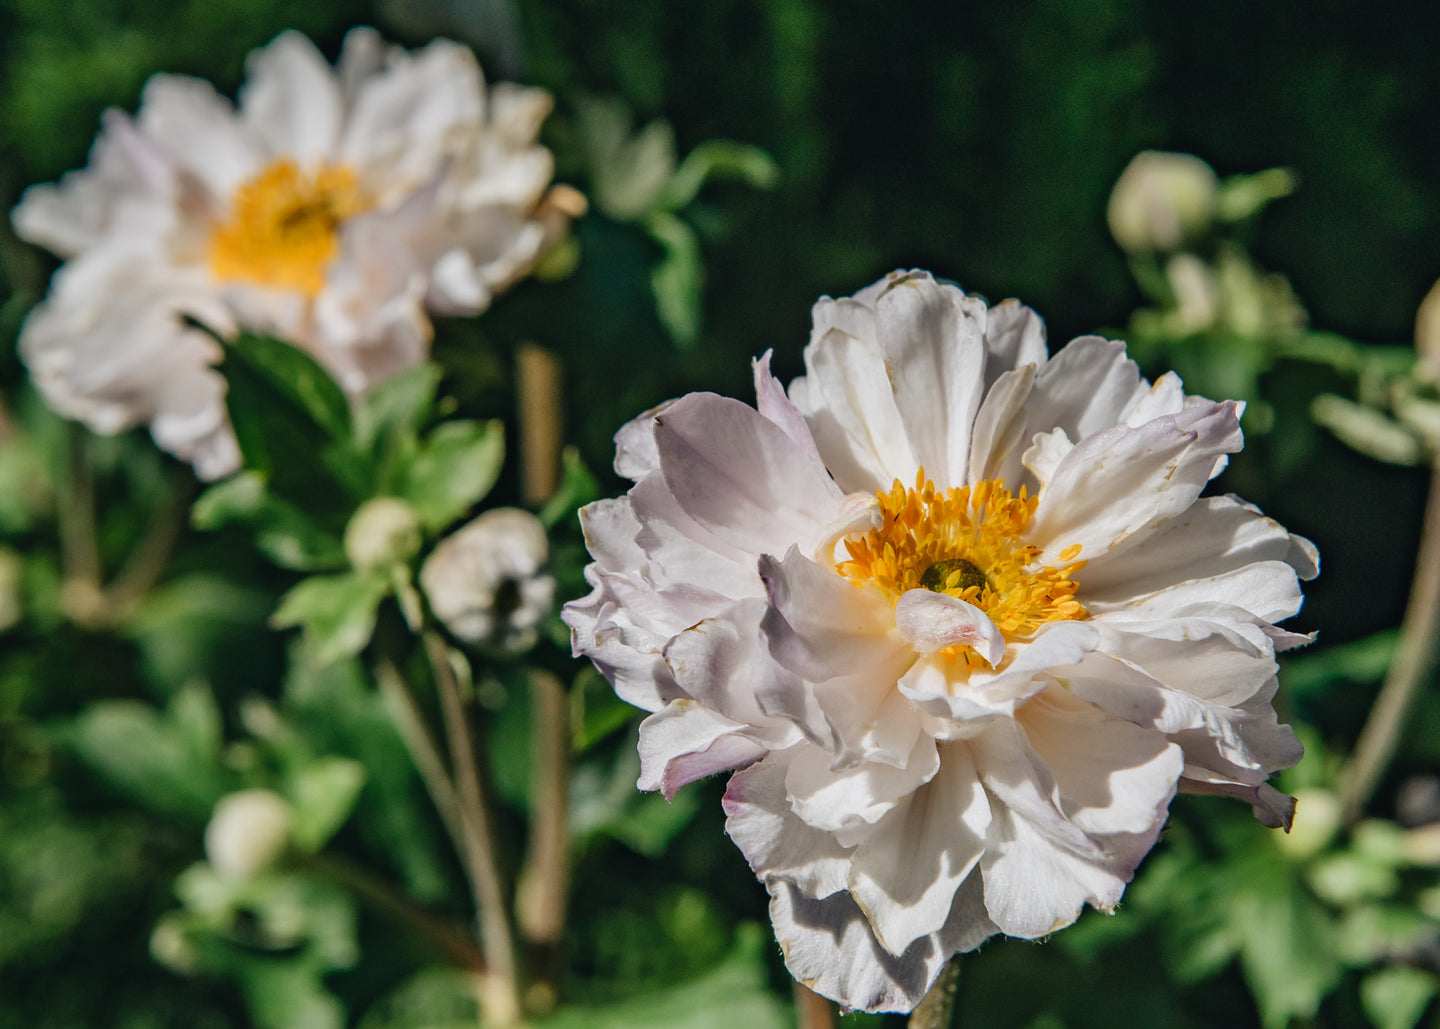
(344, 497), (422, 573)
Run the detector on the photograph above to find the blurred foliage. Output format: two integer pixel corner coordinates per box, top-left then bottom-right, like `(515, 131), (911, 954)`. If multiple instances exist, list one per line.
(2, 0), (1440, 1027)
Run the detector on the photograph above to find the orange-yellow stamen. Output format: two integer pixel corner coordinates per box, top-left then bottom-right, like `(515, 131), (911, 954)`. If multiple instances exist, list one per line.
(837, 470), (1086, 666)
(208, 160), (369, 295)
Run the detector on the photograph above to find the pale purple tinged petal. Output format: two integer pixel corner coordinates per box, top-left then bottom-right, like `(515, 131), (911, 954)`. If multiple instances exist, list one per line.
(654, 393), (842, 556)
(754, 349), (825, 466)
(612, 400), (676, 481)
(1179, 777), (1296, 830)
(636, 701), (764, 799)
(723, 750), (852, 899)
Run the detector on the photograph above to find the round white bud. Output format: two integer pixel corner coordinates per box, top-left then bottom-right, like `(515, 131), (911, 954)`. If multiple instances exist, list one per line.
(1108, 151), (1219, 254)
(204, 788), (293, 879)
(344, 497), (422, 573)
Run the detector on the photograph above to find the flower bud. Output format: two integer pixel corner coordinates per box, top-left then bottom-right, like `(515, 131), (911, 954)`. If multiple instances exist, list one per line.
(421, 508), (554, 652)
(1108, 151), (1219, 254)
(205, 789), (293, 879)
(344, 497), (422, 573)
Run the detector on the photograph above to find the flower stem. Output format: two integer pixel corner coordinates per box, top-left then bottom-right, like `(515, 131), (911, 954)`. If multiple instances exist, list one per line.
(793, 984), (837, 1029)
(374, 655), (466, 848)
(1340, 462), (1440, 823)
(100, 470), (195, 621)
(307, 851), (488, 971)
(909, 957), (961, 1029)
(516, 342), (563, 507)
(425, 628), (524, 1026)
(516, 669), (570, 998)
(57, 424), (104, 624)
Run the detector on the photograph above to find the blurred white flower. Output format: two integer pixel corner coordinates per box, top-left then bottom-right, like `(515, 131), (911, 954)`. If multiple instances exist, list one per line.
(205, 788), (293, 878)
(565, 270), (1315, 1012)
(421, 507), (554, 651)
(1108, 151), (1219, 254)
(13, 28), (581, 477)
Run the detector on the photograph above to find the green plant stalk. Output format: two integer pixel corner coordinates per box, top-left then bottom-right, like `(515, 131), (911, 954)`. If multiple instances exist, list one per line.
(374, 656), (466, 847)
(909, 957), (961, 1029)
(1340, 461), (1440, 822)
(426, 628), (523, 1026)
(57, 423), (104, 624)
(308, 852), (488, 972)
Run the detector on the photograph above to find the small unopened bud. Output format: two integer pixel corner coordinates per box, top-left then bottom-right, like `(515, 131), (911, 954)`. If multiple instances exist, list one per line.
(344, 497), (422, 573)
(1108, 151), (1219, 254)
(205, 789), (293, 878)
(421, 508), (554, 652)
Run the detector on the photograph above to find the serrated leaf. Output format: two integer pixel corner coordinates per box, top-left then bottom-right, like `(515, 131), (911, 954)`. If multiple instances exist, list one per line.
(286, 758), (366, 853)
(272, 572), (390, 665)
(647, 212), (703, 347)
(400, 419), (504, 532)
(1361, 966), (1438, 1029)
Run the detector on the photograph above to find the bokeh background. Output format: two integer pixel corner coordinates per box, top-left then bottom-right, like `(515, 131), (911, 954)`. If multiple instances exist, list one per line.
(2, 1), (1439, 1026)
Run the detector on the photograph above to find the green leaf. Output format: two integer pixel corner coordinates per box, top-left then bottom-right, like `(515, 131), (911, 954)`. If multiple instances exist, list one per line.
(1282, 629), (1399, 697)
(400, 419), (504, 532)
(67, 685), (229, 820)
(286, 757), (366, 853)
(537, 923), (789, 1029)
(231, 334), (352, 441)
(272, 572), (391, 665)
(357, 968), (479, 1029)
(657, 140), (779, 211)
(241, 959), (345, 1029)
(192, 471), (347, 571)
(221, 336), (362, 520)
(1236, 869), (1343, 1029)
(539, 446), (602, 530)
(353, 363), (442, 449)
(646, 212), (703, 347)
(1361, 966), (1438, 1029)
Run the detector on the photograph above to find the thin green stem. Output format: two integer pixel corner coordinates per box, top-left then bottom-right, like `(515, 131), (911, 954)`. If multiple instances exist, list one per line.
(374, 655), (466, 848)
(909, 957), (961, 1029)
(100, 470), (195, 622)
(306, 852), (487, 972)
(1340, 462), (1440, 822)
(425, 628), (523, 1026)
(57, 424), (104, 624)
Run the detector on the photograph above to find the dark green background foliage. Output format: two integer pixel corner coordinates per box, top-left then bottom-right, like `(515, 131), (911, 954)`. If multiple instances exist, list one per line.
(1, 1), (1438, 1027)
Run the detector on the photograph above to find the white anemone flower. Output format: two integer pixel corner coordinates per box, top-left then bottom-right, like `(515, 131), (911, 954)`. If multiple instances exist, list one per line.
(564, 270), (1315, 1013)
(13, 28), (580, 478)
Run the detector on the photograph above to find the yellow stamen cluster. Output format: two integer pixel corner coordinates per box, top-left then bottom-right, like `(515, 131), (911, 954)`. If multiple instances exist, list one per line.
(838, 470), (1086, 665)
(208, 160), (369, 295)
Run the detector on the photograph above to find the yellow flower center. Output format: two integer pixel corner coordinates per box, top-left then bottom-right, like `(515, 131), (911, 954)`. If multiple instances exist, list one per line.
(208, 160), (370, 296)
(837, 470), (1086, 666)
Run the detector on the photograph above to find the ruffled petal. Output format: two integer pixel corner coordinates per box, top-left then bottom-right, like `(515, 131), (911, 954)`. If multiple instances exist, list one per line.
(239, 31), (343, 165)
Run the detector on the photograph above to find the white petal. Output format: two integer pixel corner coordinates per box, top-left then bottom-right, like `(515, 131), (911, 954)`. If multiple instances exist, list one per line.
(785, 733), (940, 833)
(137, 74), (262, 196)
(980, 299), (1048, 391)
(1024, 335), (1148, 442)
(654, 393), (842, 556)
(611, 400), (676, 481)
(1027, 400), (1244, 564)
(722, 749), (852, 899)
(875, 274), (986, 489)
(240, 32), (343, 165)
(847, 744), (991, 955)
(968, 363), (1036, 487)
(769, 882), (943, 1014)
(754, 349), (825, 466)
(795, 327), (916, 494)
(1087, 560), (1304, 625)
(1016, 688), (1182, 837)
(893, 589), (1005, 665)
